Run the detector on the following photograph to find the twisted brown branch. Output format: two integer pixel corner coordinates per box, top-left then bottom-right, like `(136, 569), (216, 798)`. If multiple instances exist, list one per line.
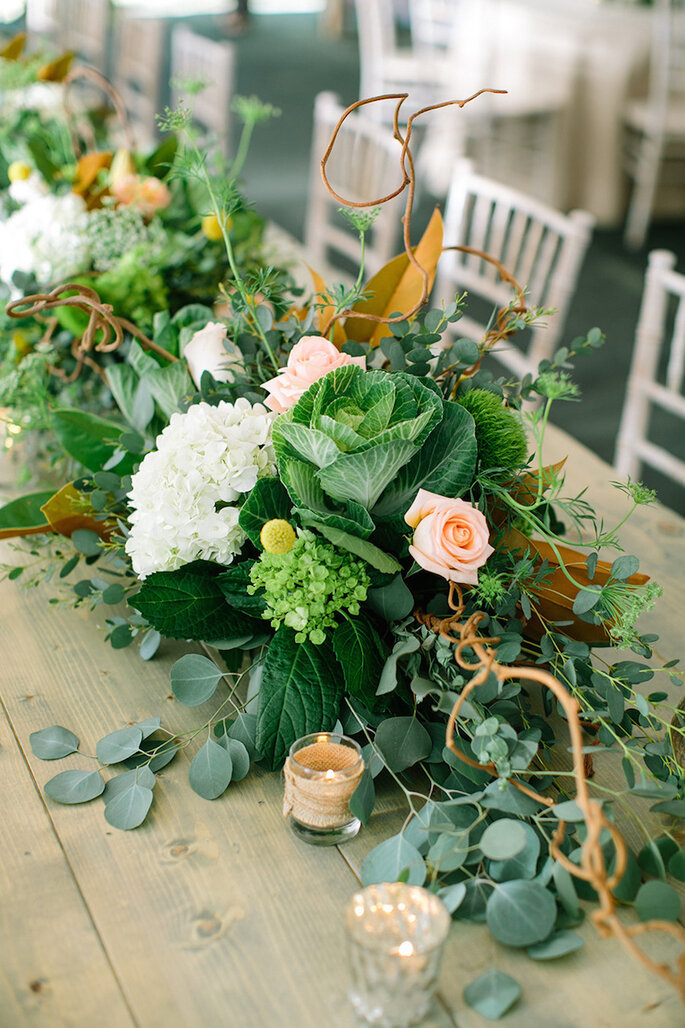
(6, 283), (177, 381)
(62, 65), (136, 154)
(415, 583), (685, 1001)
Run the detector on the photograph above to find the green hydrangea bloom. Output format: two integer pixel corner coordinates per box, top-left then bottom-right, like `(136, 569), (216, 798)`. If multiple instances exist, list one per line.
(247, 529), (370, 644)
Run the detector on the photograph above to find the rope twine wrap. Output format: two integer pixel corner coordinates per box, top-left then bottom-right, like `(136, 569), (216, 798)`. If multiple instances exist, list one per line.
(283, 741), (364, 829)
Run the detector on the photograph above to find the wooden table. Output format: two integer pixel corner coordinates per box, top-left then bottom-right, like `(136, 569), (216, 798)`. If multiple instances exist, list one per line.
(1, 424), (685, 1027)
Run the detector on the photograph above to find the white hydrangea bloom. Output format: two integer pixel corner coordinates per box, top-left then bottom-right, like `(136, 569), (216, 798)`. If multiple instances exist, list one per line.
(0, 185), (90, 294)
(125, 399), (276, 578)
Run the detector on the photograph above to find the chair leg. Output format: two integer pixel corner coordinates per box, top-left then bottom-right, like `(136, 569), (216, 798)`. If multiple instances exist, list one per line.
(624, 136), (662, 251)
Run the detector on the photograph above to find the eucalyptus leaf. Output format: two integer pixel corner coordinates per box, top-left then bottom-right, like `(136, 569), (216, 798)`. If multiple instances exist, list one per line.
(361, 833), (426, 887)
(486, 880), (557, 947)
(104, 782), (154, 830)
(103, 766), (156, 801)
(634, 880), (681, 922)
(217, 735), (250, 781)
(463, 969), (521, 1021)
(526, 930), (584, 960)
(44, 769), (105, 804)
(30, 725), (79, 760)
(374, 716), (431, 772)
(349, 767), (375, 826)
(96, 727), (143, 765)
(480, 819), (528, 861)
(189, 737), (233, 799)
(171, 653), (223, 706)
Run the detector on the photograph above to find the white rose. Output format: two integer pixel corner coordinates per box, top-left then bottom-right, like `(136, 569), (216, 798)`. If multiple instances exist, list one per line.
(183, 321), (243, 388)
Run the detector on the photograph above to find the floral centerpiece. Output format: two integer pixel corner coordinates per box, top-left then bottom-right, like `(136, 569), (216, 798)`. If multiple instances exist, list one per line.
(2, 91), (684, 1013)
(0, 37), (285, 479)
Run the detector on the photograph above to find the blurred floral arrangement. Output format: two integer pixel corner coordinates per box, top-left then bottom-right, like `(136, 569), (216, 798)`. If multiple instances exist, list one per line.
(1, 80), (685, 1014)
(0, 34), (285, 480)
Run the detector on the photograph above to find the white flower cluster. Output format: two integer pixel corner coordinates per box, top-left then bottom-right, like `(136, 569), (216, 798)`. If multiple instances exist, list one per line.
(125, 399), (276, 578)
(0, 177), (90, 294)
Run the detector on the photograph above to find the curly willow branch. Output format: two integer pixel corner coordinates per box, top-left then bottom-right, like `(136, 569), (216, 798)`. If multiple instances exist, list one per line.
(319, 91), (526, 363)
(62, 65), (136, 155)
(6, 283), (177, 382)
(414, 583), (685, 1000)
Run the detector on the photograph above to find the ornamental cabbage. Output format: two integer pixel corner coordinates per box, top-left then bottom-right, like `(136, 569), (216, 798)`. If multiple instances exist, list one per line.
(271, 363), (478, 538)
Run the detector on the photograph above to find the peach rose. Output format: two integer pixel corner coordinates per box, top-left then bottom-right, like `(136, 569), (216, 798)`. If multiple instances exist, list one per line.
(404, 489), (494, 585)
(111, 174), (171, 218)
(183, 322), (242, 388)
(261, 336), (366, 414)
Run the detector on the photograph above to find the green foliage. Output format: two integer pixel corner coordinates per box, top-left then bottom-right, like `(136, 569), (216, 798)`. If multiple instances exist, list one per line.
(464, 969), (521, 1021)
(29, 725), (79, 760)
(255, 627), (344, 770)
(248, 529), (370, 644)
(131, 561), (262, 642)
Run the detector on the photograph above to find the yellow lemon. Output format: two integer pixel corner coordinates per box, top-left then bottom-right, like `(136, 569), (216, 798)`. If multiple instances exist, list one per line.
(260, 519), (297, 555)
(201, 213), (232, 241)
(8, 160), (31, 182)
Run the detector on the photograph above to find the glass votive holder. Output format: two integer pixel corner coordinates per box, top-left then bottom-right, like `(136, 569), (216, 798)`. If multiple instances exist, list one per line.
(283, 732), (364, 846)
(344, 882), (451, 1027)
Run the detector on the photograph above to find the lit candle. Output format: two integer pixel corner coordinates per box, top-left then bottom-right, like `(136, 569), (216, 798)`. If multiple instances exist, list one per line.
(344, 882), (451, 1027)
(283, 732), (364, 846)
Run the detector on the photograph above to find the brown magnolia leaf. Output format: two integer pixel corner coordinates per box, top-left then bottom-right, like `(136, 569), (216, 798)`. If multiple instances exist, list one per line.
(41, 483), (114, 540)
(305, 264), (346, 347)
(345, 206), (444, 346)
(503, 529), (649, 643)
(0, 33), (26, 60)
(36, 52), (74, 82)
(490, 459), (568, 529)
(72, 151), (112, 199)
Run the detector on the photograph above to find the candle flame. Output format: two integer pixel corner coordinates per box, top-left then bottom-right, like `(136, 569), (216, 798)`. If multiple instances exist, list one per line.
(398, 941), (415, 957)
(317, 734), (328, 744)
(324, 769), (335, 780)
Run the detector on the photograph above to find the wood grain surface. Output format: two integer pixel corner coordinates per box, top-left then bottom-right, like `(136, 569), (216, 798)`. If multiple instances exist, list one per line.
(0, 426), (684, 1027)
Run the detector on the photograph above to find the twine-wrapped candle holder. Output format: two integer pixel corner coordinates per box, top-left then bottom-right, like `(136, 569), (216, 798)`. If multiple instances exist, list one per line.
(283, 732), (364, 846)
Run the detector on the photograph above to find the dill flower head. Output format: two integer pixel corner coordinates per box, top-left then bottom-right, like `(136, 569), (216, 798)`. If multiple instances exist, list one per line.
(125, 399), (276, 578)
(247, 528), (371, 644)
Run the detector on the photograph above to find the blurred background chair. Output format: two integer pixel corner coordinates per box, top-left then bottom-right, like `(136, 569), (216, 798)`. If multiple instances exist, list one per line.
(61, 0), (110, 74)
(615, 249), (685, 492)
(24, 0), (63, 47)
(623, 0), (685, 250)
(435, 159), (595, 382)
(353, 0), (451, 119)
(305, 90), (404, 279)
(170, 26), (236, 158)
(112, 9), (165, 148)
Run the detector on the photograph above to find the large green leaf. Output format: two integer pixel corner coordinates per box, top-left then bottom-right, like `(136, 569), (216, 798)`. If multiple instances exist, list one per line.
(0, 490), (54, 538)
(256, 627), (344, 770)
(238, 478), (292, 548)
(303, 521), (401, 574)
(332, 619), (388, 707)
(217, 561), (267, 615)
(50, 408), (126, 473)
(144, 362), (193, 419)
(130, 561), (262, 641)
(105, 365), (155, 433)
(373, 402), (477, 518)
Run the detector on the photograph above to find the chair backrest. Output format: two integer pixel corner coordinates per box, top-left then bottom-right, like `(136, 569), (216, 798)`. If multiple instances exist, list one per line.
(615, 249), (685, 492)
(25, 0), (63, 42)
(647, 0), (685, 126)
(435, 160), (595, 381)
(304, 91), (404, 280)
(409, 0), (460, 53)
(61, 0), (110, 72)
(170, 27), (236, 158)
(112, 12), (165, 149)
(354, 0), (397, 100)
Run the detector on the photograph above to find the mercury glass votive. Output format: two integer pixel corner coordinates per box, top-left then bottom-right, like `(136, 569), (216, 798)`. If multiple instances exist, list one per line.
(344, 882), (451, 1027)
(283, 732), (364, 846)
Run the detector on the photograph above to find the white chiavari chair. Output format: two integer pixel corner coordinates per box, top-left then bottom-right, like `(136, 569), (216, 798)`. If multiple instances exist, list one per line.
(623, 0), (685, 249)
(305, 90), (404, 280)
(170, 26), (236, 159)
(112, 10), (165, 149)
(60, 0), (110, 73)
(615, 249), (685, 494)
(24, 0), (63, 47)
(435, 159), (595, 382)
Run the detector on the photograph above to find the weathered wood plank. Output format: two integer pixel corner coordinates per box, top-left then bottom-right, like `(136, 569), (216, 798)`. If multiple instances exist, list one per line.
(0, 704), (134, 1027)
(0, 574), (367, 1027)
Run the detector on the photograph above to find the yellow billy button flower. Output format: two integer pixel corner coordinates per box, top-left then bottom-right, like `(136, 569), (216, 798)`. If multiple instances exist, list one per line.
(8, 161), (31, 182)
(260, 519), (296, 555)
(201, 213), (232, 241)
